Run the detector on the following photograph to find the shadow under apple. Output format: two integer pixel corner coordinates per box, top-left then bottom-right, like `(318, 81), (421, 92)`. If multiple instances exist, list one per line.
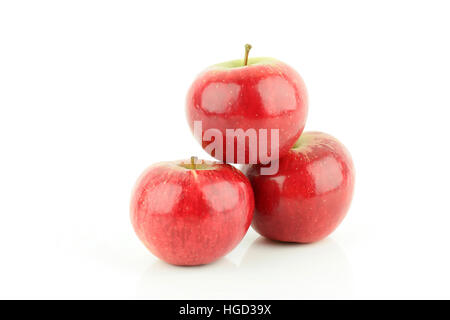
(237, 236), (352, 299)
(137, 257), (238, 299)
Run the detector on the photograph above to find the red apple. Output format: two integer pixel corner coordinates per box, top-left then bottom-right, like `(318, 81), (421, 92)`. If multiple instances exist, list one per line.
(242, 132), (355, 243)
(186, 44), (308, 164)
(130, 158), (254, 265)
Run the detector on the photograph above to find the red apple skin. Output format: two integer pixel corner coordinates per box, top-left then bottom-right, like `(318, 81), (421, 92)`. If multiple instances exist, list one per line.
(186, 58), (308, 164)
(242, 132), (355, 243)
(130, 160), (254, 266)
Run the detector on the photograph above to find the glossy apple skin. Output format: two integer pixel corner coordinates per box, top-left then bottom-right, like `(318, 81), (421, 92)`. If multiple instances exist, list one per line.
(186, 59), (308, 163)
(130, 160), (254, 266)
(242, 132), (355, 243)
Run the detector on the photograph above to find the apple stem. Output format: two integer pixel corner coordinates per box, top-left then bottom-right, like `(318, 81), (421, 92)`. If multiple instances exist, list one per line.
(190, 156), (197, 170)
(244, 44), (252, 66)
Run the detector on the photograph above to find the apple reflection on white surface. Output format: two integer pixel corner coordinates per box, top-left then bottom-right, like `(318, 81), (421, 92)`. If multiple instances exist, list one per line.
(238, 236), (351, 299)
(137, 231), (351, 299)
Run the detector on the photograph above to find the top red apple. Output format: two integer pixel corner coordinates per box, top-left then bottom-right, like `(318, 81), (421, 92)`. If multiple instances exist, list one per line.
(186, 44), (308, 164)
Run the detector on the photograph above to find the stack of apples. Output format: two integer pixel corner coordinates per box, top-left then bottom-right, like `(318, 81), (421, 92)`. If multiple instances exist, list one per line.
(130, 45), (355, 266)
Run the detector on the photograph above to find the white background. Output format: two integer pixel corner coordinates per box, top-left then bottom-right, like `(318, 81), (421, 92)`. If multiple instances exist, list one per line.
(1, 1), (449, 299)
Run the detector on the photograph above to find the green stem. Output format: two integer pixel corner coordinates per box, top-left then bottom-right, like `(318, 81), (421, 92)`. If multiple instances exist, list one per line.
(190, 156), (197, 170)
(244, 44), (252, 66)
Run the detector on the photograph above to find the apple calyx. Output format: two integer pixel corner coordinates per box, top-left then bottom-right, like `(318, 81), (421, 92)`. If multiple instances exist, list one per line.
(244, 44), (252, 66)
